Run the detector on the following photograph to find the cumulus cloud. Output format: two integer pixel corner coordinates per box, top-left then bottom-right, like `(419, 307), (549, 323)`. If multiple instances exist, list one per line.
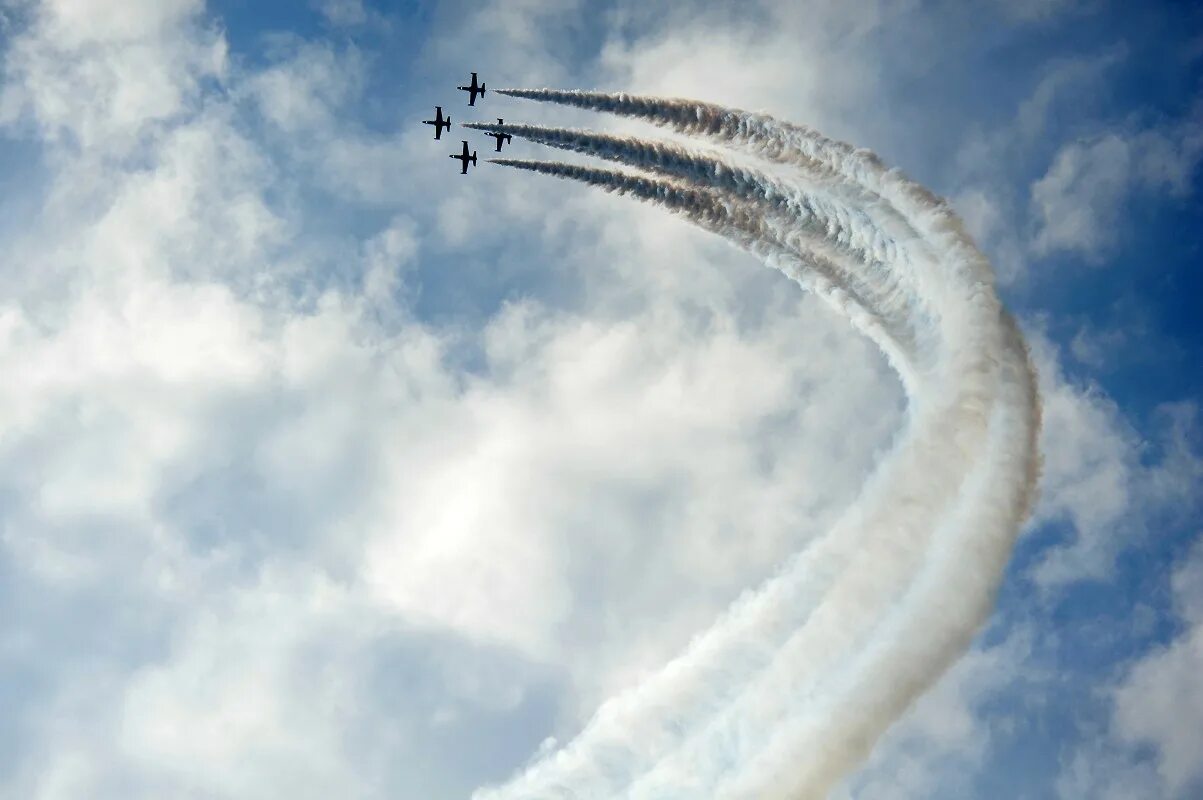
(0, 0), (225, 153)
(1026, 329), (1203, 588)
(1, 0), (1196, 796)
(949, 47), (1126, 282)
(1030, 118), (1203, 260)
(1112, 537), (1203, 795)
(834, 630), (1038, 800)
(0, 1), (906, 796)
(1048, 534), (1203, 800)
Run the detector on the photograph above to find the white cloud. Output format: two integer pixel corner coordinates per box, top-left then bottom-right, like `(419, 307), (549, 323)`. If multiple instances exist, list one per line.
(1030, 118), (1203, 260)
(1055, 742), (1164, 800)
(1049, 535), (1203, 800)
(1068, 322), (1128, 370)
(1030, 134), (1136, 258)
(835, 630), (1038, 800)
(1025, 328), (1203, 588)
(1014, 47), (1126, 141)
(0, 2), (912, 796)
(315, 0), (370, 28)
(248, 42), (364, 134)
(42, 0), (203, 45)
(116, 572), (367, 799)
(1111, 537), (1203, 795)
(948, 46), (1124, 282)
(1, 0), (1196, 797)
(0, 0), (225, 153)
(594, 0), (887, 129)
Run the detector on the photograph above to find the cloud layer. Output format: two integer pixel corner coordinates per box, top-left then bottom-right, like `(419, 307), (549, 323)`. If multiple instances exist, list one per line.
(1, 1), (1199, 798)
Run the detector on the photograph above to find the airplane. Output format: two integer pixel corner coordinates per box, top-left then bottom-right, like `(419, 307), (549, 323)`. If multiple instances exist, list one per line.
(483, 118), (512, 152)
(457, 72), (485, 106)
(422, 106), (451, 139)
(450, 140), (477, 174)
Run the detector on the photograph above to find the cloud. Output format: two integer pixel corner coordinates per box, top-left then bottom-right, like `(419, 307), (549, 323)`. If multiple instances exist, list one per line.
(248, 42), (364, 134)
(0, 0), (1196, 796)
(834, 630), (1038, 800)
(1013, 47), (1126, 141)
(934, 45), (1126, 283)
(40, 0), (203, 45)
(1030, 118), (1203, 261)
(0, 2), (911, 796)
(0, 0), (225, 153)
(1112, 536), (1203, 795)
(1048, 533), (1203, 800)
(1026, 328), (1203, 588)
(314, 0), (371, 28)
(1055, 743), (1164, 800)
(832, 330), (1201, 797)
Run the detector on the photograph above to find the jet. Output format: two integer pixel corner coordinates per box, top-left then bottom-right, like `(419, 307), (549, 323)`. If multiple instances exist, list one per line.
(483, 118), (512, 152)
(457, 72), (486, 106)
(451, 140), (477, 174)
(422, 106), (451, 139)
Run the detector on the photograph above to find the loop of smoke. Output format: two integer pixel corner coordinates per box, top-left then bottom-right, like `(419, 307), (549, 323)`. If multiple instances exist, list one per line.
(470, 91), (1041, 800)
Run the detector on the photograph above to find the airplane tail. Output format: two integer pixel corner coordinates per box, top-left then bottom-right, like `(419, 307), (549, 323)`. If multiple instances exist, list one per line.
(481, 84), (487, 94)
(470, 153), (478, 165)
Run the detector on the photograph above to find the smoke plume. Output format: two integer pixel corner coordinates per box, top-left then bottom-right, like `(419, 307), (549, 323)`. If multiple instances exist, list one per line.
(472, 90), (1041, 800)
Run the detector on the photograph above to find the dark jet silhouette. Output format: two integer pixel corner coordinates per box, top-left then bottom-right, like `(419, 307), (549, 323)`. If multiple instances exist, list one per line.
(483, 118), (512, 152)
(457, 72), (486, 106)
(423, 106), (451, 139)
(451, 140), (477, 174)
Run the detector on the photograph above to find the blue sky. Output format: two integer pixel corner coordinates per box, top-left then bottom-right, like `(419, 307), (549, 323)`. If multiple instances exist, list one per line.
(0, 0), (1200, 798)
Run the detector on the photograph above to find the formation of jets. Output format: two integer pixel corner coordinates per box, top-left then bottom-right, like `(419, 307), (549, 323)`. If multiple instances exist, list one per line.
(423, 72), (510, 174)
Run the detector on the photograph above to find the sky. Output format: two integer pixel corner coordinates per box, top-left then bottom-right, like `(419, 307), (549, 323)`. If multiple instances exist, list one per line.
(0, 0), (1200, 798)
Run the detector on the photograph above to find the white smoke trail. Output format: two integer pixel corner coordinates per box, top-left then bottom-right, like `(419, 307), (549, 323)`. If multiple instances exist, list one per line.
(472, 124), (933, 374)
(487, 157), (918, 384)
(473, 93), (1040, 800)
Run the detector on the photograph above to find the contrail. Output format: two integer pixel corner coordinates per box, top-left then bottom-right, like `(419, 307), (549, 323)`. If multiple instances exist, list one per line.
(474, 93), (1040, 800)
(474, 123), (932, 370)
(488, 157), (918, 386)
(493, 88), (919, 208)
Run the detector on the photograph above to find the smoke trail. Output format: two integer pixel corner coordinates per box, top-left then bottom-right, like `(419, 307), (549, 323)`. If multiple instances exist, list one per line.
(488, 157), (918, 386)
(474, 123), (932, 367)
(474, 94), (1040, 800)
(493, 90), (998, 326)
(494, 88), (913, 206)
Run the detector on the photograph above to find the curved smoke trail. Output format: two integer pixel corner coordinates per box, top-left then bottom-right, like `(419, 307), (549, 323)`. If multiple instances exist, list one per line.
(471, 92), (1041, 800)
